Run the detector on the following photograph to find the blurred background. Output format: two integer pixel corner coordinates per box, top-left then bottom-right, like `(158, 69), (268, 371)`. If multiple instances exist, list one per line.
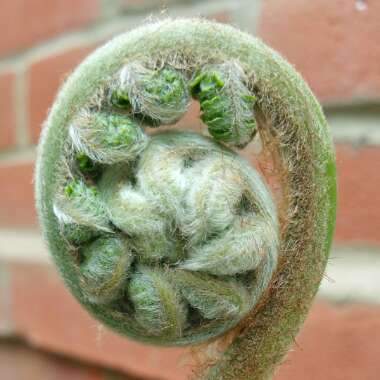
(0, 0), (379, 379)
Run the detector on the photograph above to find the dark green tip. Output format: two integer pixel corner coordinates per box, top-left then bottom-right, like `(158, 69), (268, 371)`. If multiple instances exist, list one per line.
(148, 68), (187, 105)
(92, 113), (142, 148)
(190, 64), (257, 147)
(110, 88), (131, 109)
(64, 182), (75, 197)
(75, 152), (99, 176)
(64, 180), (98, 199)
(190, 71), (224, 97)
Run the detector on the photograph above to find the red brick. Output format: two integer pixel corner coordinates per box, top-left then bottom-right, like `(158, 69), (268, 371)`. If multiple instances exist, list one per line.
(10, 262), (191, 380)
(335, 144), (380, 245)
(258, 0), (380, 103)
(0, 341), (107, 380)
(0, 0), (100, 57)
(0, 161), (36, 227)
(275, 302), (380, 380)
(0, 72), (16, 150)
(27, 45), (95, 143)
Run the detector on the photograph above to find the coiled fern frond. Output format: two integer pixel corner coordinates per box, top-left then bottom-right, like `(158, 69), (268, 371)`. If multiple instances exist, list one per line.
(36, 19), (336, 380)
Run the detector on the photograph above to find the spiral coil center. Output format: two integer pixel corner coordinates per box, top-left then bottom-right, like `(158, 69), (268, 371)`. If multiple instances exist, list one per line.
(52, 59), (279, 344)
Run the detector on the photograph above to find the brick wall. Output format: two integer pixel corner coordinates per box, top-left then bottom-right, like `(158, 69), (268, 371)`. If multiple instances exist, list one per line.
(0, 1), (379, 379)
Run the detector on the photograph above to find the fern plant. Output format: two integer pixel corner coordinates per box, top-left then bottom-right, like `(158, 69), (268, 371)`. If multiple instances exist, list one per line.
(36, 19), (336, 380)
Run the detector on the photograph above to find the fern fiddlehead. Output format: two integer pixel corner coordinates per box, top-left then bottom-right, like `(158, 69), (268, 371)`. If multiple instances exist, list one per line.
(36, 19), (336, 380)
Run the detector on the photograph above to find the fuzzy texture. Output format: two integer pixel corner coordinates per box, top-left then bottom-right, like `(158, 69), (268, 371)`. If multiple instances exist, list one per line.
(111, 63), (190, 125)
(69, 110), (148, 163)
(190, 61), (257, 147)
(35, 19), (336, 380)
(80, 236), (133, 303)
(54, 179), (111, 238)
(129, 266), (188, 338)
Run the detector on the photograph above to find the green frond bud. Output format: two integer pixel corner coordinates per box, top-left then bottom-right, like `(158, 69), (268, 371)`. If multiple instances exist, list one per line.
(112, 63), (190, 125)
(80, 236), (133, 304)
(69, 111), (148, 163)
(180, 216), (274, 276)
(54, 179), (111, 242)
(173, 270), (250, 320)
(61, 223), (98, 246)
(128, 267), (187, 338)
(190, 61), (257, 148)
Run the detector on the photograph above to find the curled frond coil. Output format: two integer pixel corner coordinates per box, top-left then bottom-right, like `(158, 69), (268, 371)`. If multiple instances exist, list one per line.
(36, 19), (336, 380)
